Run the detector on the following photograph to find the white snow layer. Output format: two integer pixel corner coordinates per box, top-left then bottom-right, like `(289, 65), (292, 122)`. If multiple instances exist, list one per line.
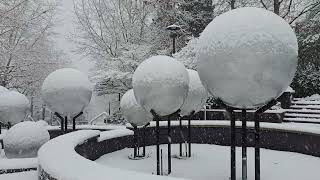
(0, 91), (30, 125)
(133, 55), (189, 116)
(98, 129), (133, 142)
(36, 120), (49, 127)
(120, 89), (153, 126)
(197, 7), (298, 109)
(41, 68), (92, 116)
(0, 171), (37, 180)
(38, 130), (184, 180)
(0, 86), (8, 95)
(3, 121), (50, 158)
(0, 157), (37, 170)
(180, 69), (208, 116)
(96, 144), (320, 180)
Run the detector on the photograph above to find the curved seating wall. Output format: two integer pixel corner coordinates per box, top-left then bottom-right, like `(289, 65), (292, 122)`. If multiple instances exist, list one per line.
(38, 121), (320, 180)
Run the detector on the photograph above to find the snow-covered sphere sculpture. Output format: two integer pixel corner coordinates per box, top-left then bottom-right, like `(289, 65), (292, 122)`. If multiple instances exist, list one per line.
(41, 68), (92, 116)
(180, 69), (208, 116)
(0, 85), (8, 95)
(120, 89), (153, 126)
(133, 55), (189, 116)
(197, 7), (298, 109)
(0, 91), (30, 125)
(3, 121), (50, 158)
(36, 120), (49, 127)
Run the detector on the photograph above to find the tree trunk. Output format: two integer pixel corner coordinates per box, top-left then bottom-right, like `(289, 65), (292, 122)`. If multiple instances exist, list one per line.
(230, 0), (236, 9)
(274, 0), (280, 15)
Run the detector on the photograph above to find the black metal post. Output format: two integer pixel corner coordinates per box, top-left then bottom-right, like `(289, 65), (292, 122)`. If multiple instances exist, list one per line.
(230, 110), (236, 180)
(134, 126), (137, 158)
(72, 112), (83, 131)
(253, 99), (276, 180)
(172, 37), (176, 54)
(0, 123), (1, 134)
(64, 116), (68, 132)
(254, 113), (260, 180)
(168, 115), (171, 174)
(179, 116), (182, 156)
(160, 149), (163, 175)
(151, 110), (160, 175)
(142, 122), (150, 157)
(242, 109), (247, 180)
(188, 111), (194, 157)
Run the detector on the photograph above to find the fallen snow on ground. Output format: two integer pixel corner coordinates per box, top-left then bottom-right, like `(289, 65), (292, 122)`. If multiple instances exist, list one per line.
(0, 171), (37, 180)
(96, 144), (320, 180)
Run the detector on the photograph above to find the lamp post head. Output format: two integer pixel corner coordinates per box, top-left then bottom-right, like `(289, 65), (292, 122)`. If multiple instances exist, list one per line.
(166, 24), (181, 31)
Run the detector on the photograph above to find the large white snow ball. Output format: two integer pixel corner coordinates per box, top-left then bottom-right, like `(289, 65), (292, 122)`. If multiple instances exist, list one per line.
(41, 68), (92, 116)
(180, 69), (208, 116)
(0, 85), (8, 95)
(120, 89), (153, 126)
(0, 91), (30, 125)
(36, 120), (49, 127)
(133, 55), (189, 116)
(3, 121), (50, 158)
(197, 7), (298, 109)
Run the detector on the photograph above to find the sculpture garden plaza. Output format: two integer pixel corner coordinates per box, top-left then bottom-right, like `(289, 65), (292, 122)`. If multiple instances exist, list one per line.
(1, 2), (320, 180)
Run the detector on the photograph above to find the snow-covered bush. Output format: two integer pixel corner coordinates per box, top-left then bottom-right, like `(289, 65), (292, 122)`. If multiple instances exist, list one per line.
(3, 121), (50, 158)
(180, 69), (208, 116)
(120, 89), (153, 126)
(0, 91), (30, 125)
(197, 7), (298, 109)
(41, 68), (93, 116)
(133, 55), (189, 116)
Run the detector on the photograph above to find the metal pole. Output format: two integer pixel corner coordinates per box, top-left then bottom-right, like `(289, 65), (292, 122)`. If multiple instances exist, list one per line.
(230, 110), (236, 180)
(255, 113), (260, 180)
(134, 127), (137, 158)
(242, 109), (247, 180)
(168, 115), (171, 174)
(72, 112), (83, 131)
(188, 111), (194, 157)
(143, 127), (146, 157)
(42, 105), (45, 120)
(64, 116), (68, 132)
(30, 96), (34, 118)
(160, 149), (163, 175)
(172, 36), (176, 54)
(150, 110), (160, 175)
(179, 116), (182, 156)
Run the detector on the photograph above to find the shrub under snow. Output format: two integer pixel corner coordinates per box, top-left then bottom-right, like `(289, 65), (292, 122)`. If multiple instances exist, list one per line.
(120, 89), (153, 126)
(4, 121), (50, 158)
(197, 7), (298, 109)
(0, 91), (30, 125)
(41, 68), (92, 116)
(133, 55), (189, 116)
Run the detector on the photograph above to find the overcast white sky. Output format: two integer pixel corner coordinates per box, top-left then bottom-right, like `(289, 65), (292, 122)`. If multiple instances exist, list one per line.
(53, 0), (94, 74)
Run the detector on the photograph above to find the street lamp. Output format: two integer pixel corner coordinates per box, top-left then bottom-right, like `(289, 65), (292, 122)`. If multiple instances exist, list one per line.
(166, 24), (181, 54)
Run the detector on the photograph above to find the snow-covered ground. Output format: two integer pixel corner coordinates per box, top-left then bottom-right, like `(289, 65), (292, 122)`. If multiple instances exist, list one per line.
(96, 144), (320, 180)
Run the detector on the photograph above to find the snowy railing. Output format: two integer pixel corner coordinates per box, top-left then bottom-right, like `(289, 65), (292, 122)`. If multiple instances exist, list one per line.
(88, 112), (110, 125)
